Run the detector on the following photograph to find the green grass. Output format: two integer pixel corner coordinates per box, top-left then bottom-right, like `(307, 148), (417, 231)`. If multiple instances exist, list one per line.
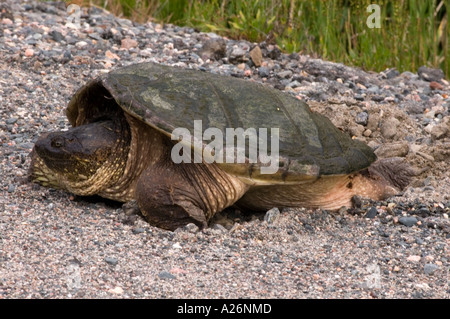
(64, 0), (449, 78)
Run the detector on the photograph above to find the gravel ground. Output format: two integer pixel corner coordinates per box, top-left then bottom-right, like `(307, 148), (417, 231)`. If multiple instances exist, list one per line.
(0, 1), (449, 299)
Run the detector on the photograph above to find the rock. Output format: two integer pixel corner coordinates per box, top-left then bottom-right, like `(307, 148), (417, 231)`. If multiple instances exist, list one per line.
(6, 117), (18, 124)
(121, 38), (138, 50)
(49, 30), (64, 42)
(264, 207), (280, 224)
(75, 41), (89, 49)
(249, 46), (263, 67)
(417, 66), (445, 82)
(264, 44), (281, 60)
(258, 66), (270, 77)
(132, 227), (145, 234)
(429, 81), (443, 90)
(105, 257), (118, 265)
(423, 263), (439, 275)
(24, 48), (34, 57)
(374, 141), (409, 158)
(200, 38), (226, 61)
(175, 223), (199, 234)
(384, 68), (399, 79)
(430, 117), (450, 140)
(355, 112), (368, 125)
(398, 216), (418, 227)
(380, 117), (400, 139)
(109, 286), (124, 295)
(277, 70), (293, 79)
(406, 255), (421, 262)
(158, 271), (176, 280)
(365, 206), (377, 219)
(363, 129), (372, 137)
(228, 46), (247, 64)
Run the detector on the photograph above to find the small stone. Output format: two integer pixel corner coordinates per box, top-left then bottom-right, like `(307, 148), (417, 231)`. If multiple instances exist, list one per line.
(258, 66), (270, 77)
(365, 207), (377, 219)
(277, 70), (292, 79)
(175, 223), (199, 234)
(355, 112), (368, 125)
(105, 50), (120, 60)
(24, 48), (34, 57)
(380, 117), (400, 139)
(249, 46), (263, 67)
(429, 81), (443, 90)
(172, 242), (182, 249)
(49, 30), (64, 42)
(131, 227), (144, 234)
(75, 41), (89, 50)
(418, 66), (445, 82)
(104, 257), (118, 265)
(264, 207), (280, 224)
(363, 129), (372, 137)
(6, 117), (18, 124)
(384, 68), (399, 79)
(158, 271), (176, 280)
(109, 286), (124, 295)
(374, 142), (409, 158)
(7, 184), (15, 193)
(200, 38), (226, 61)
(430, 117), (449, 140)
(236, 63), (246, 70)
(407, 255), (421, 262)
(121, 38), (138, 50)
(423, 263), (439, 275)
(228, 47), (247, 64)
(398, 216), (418, 227)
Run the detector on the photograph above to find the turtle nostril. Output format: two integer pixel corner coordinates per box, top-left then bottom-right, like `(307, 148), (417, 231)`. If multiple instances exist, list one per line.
(51, 137), (65, 148)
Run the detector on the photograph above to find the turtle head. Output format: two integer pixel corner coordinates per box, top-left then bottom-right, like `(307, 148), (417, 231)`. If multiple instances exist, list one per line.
(30, 119), (131, 195)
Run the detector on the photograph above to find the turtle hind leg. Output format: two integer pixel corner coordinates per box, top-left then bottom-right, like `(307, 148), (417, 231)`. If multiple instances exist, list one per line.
(367, 157), (415, 191)
(135, 161), (249, 231)
(351, 157), (415, 201)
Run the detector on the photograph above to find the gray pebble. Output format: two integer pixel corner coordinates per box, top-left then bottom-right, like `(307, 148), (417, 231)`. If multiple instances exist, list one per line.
(398, 216), (418, 227)
(417, 66), (444, 82)
(258, 66), (270, 77)
(132, 227), (145, 234)
(6, 118), (18, 124)
(364, 206), (377, 219)
(277, 70), (292, 79)
(105, 257), (118, 265)
(367, 85), (380, 94)
(355, 112), (368, 125)
(158, 271), (176, 280)
(7, 184), (15, 193)
(423, 263), (439, 275)
(264, 207), (280, 224)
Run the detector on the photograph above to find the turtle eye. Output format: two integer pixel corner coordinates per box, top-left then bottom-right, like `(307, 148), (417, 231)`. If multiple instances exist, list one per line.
(51, 137), (65, 148)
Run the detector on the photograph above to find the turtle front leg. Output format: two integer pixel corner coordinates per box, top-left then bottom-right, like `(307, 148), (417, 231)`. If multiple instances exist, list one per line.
(135, 161), (249, 231)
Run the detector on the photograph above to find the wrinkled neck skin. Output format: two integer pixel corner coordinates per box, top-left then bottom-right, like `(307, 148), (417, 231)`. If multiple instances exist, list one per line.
(97, 113), (165, 201)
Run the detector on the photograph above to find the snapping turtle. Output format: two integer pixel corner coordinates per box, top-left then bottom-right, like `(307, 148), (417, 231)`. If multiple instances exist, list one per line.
(30, 62), (412, 230)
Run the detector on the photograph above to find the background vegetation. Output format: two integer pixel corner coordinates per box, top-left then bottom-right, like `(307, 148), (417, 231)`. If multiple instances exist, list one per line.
(65, 0), (449, 78)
